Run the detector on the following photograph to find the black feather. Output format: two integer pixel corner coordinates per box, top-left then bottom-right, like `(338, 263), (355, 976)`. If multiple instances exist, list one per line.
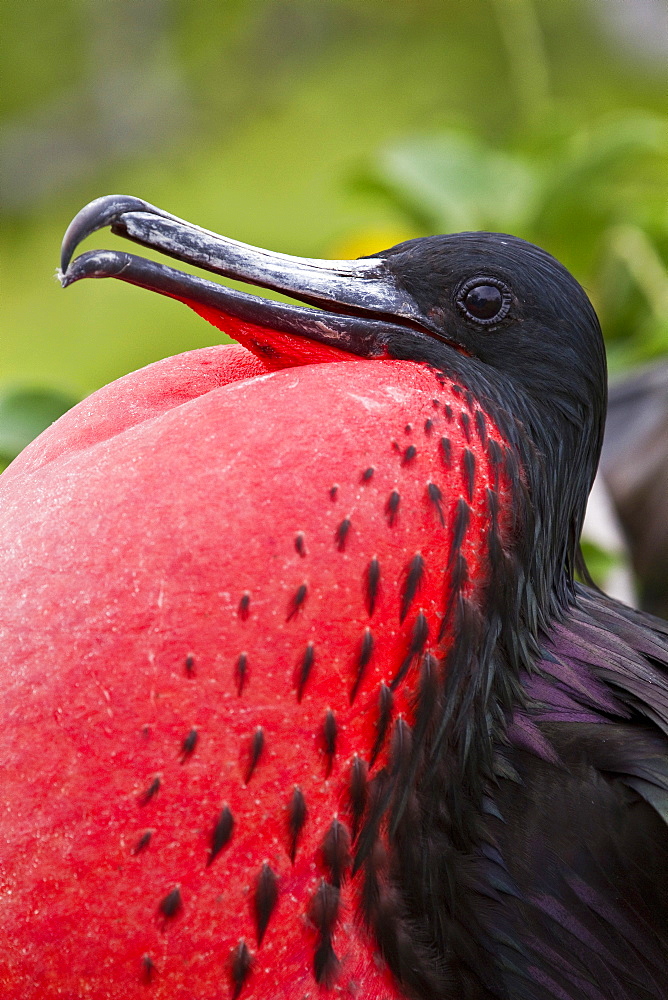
(253, 863), (278, 946)
(365, 557), (381, 618)
(158, 887), (182, 921)
(287, 582), (308, 621)
(400, 553), (425, 623)
(322, 709), (337, 775)
(447, 498), (470, 569)
(440, 436), (452, 469)
(351, 626), (374, 704)
(348, 755), (368, 840)
(370, 682), (393, 766)
(486, 436), (503, 491)
(389, 716), (413, 778)
(354, 771), (393, 875)
(386, 489), (401, 526)
(230, 939), (252, 999)
(461, 448), (476, 504)
(179, 727), (198, 762)
(132, 830), (152, 855)
(427, 481), (446, 526)
(245, 726), (264, 784)
(141, 954), (155, 983)
(287, 786), (307, 862)
(309, 881), (341, 987)
(238, 592), (250, 620)
(335, 517), (351, 552)
(474, 408), (487, 446)
(294, 531), (306, 557)
(140, 776), (160, 805)
(295, 642), (315, 702)
(235, 652), (248, 696)
(459, 410), (472, 443)
(321, 818), (352, 887)
(209, 805), (234, 865)
(391, 610), (429, 691)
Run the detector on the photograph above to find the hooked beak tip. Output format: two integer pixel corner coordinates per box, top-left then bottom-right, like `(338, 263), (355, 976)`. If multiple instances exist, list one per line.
(60, 194), (161, 274)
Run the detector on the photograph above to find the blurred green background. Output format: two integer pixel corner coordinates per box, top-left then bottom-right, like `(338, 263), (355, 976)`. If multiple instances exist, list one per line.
(1, 0), (667, 461)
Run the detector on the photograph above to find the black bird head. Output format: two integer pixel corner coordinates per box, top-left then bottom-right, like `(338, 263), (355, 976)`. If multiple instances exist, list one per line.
(374, 233), (608, 621)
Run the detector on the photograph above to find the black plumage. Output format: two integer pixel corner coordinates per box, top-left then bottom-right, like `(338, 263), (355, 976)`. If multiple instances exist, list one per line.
(351, 234), (668, 1000)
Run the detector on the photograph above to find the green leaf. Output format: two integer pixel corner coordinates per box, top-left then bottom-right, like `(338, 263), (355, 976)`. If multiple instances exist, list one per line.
(532, 113), (668, 226)
(376, 132), (538, 233)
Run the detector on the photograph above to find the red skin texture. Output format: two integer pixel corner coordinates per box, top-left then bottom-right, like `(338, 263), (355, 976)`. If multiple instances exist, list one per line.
(0, 334), (505, 999)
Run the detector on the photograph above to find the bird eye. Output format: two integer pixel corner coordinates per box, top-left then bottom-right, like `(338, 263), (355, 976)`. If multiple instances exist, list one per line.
(457, 278), (511, 326)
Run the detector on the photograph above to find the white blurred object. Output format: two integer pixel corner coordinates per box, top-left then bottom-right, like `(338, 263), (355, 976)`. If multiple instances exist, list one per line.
(585, 0), (668, 62)
(600, 362), (668, 618)
(582, 472), (637, 606)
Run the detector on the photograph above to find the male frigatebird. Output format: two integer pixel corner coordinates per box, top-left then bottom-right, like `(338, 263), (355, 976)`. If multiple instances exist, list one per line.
(0, 195), (667, 1000)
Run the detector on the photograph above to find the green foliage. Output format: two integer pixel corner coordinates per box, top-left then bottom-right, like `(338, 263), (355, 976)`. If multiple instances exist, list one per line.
(374, 134), (538, 234)
(578, 539), (626, 591)
(0, 387), (78, 471)
(0, 0), (83, 117)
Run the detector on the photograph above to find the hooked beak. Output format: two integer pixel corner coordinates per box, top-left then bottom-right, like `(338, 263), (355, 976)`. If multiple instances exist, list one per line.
(59, 195), (443, 365)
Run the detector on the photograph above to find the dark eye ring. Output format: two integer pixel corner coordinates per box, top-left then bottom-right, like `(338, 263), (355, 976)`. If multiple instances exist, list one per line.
(457, 277), (511, 326)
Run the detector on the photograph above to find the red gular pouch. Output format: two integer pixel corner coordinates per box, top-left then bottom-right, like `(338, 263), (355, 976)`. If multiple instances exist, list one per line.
(0, 341), (508, 999)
